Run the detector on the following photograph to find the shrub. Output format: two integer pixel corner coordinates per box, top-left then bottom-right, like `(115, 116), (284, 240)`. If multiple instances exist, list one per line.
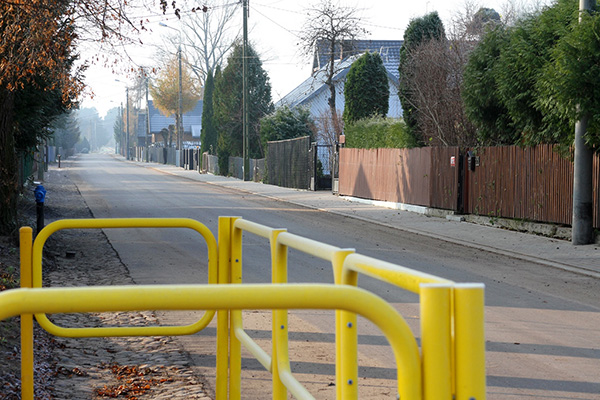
(344, 117), (417, 149)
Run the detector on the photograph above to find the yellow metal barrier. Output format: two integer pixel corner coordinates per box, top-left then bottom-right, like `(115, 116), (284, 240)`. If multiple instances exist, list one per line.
(16, 216), (486, 399)
(1, 284), (420, 400)
(223, 218), (486, 400)
(340, 253), (486, 400)
(224, 218), (339, 399)
(29, 218), (218, 337)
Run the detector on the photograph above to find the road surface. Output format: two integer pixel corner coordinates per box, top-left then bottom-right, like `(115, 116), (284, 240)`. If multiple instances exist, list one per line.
(66, 153), (600, 399)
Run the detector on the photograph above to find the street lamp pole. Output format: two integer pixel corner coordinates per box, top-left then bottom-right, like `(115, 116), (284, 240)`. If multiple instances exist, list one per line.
(146, 75), (150, 162)
(178, 44), (183, 152)
(118, 102), (123, 155)
(242, 0), (249, 181)
(126, 87), (130, 160)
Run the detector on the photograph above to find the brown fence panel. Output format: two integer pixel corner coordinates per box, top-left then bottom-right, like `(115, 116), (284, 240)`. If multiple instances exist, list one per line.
(430, 147), (461, 211)
(465, 145), (578, 225)
(339, 148), (431, 206)
(340, 144), (600, 227)
(338, 148), (372, 199)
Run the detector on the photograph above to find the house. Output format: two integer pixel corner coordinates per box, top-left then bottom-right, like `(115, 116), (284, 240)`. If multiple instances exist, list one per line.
(311, 39), (402, 80)
(276, 39), (403, 136)
(144, 99), (203, 147)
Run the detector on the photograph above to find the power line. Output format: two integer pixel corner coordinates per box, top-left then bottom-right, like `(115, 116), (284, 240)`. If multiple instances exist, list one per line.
(363, 21), (403, 32)
(249, 4), (301, 39)
(252, 2), (304, 16)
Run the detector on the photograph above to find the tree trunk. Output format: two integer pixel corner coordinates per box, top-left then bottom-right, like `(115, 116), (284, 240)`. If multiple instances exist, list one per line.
(328, 83), (340, 139)
(327, 39), (341, 141)
(0, 89), (18, 235)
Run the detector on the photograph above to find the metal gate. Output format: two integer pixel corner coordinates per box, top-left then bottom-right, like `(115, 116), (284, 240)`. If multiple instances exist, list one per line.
(310, 143), (337, 191)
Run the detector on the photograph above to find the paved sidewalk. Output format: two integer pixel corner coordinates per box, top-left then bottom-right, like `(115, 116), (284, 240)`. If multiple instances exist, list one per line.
(131, 158), (600, 279)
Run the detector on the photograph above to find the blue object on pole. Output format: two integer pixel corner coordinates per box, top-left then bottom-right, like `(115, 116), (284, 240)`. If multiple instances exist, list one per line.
(34, 185), (46, 203)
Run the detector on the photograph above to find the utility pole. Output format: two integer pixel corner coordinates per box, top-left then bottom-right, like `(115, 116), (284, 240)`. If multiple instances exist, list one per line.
(572, 0), (594, 245)
(242, 0), (250, 181)
(146, 75), (150, 163)
(126, 87), (130, 160)
(178, 44), (183, 153)
(118, 103), (123, 155)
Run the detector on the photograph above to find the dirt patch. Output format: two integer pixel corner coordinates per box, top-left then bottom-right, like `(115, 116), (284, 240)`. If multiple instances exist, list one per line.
(0, 163), (211, 399)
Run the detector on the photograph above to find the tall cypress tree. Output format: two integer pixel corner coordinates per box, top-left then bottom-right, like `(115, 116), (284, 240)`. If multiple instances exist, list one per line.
(213, 41), (273, 175)
(343, 52), (389, 125)
(200, 68), (217, 155)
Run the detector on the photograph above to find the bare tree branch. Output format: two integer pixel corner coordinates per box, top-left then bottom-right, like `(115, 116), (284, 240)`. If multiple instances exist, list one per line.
(298, 0), (368, 138)
(155, 0), (239, 86)
(403, 38), (477, 147)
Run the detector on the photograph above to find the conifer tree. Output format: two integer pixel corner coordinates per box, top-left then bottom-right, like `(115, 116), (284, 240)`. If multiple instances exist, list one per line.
(213, 41), (273, 174)
(200, 68), (217, 155)
(343, 52), (389, 125)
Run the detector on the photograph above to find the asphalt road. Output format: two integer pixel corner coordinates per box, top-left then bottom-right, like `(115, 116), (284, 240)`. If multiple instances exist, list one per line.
(68, 153), (600, 399)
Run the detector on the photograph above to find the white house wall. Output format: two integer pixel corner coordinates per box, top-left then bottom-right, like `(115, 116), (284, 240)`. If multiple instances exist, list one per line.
(388, 82), (402, 119)
(299, 77), (402, 140)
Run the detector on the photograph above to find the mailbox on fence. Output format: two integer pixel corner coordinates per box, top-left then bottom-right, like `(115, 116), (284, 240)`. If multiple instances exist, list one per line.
(467, 151), (477, 171)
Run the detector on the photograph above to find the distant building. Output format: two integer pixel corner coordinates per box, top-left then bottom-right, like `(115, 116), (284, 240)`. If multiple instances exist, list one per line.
(311, 39), (401, 80)
(143, 100), (203, 147)
(276, 39), (403, 139)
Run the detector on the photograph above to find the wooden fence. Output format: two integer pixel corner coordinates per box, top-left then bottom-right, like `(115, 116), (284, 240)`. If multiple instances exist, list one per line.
(465, 145), (600, 227)
(339, 145), (600, 228)
(266, 136), (311, 190)
(338, 147), (460, 209)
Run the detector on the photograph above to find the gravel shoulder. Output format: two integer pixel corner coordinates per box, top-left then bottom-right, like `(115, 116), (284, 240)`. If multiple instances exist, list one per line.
(0, 162), (213, 399)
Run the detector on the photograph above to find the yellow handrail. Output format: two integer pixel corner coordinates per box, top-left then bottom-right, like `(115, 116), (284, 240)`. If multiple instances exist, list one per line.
(340, 252), (486, 400)
(342, 253), (453, 293)
(1, 284), (422, 400)
(30, 218), (218, 337)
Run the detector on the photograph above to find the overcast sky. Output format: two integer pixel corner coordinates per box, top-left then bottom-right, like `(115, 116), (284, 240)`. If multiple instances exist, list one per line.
(80, 0), (548, 117)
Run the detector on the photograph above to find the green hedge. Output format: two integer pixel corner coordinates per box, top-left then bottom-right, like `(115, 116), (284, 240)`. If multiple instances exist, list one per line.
(344, 117), (417, 149)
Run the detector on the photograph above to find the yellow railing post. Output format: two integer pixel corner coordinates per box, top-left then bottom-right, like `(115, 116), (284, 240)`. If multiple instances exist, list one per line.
(420, 283), (452, 400)
(332, 249), (354, 400)
(454, 283), (486, 400)
(19, 227), (34, 400)
(270, 229), (288, 400)
(229, 218), (242, 400)
(340, 266), (359, 400)
(217, 217), (233, 399)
